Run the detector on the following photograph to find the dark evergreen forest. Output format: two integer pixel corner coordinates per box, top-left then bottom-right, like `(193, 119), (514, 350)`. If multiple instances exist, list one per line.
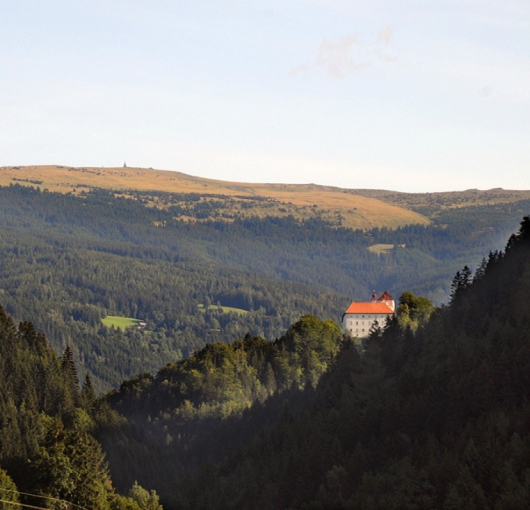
(0, 184), (527, 391)
(96, 216), (530, 509)
(1, 178), (530, 508)
(0, 304), (163, 508)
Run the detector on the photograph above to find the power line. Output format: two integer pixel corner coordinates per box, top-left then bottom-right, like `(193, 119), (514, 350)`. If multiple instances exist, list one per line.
(0, 487), (88, 510)
(0, 498), (48, 509)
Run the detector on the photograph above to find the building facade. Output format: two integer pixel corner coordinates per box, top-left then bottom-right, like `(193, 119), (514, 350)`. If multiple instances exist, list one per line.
(342, 291), (395, 338)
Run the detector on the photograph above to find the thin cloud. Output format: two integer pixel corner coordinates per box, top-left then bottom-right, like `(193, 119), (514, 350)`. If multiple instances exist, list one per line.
(376, 26), (393, 46)
(291, 27), (396, 79)
(374, 26), (397, 63)
(288, 65), (309, 77)
(315, 35), (370, 77)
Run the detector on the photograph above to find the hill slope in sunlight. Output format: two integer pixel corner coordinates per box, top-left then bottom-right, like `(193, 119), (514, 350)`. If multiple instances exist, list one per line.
(1, 165), (431, 229)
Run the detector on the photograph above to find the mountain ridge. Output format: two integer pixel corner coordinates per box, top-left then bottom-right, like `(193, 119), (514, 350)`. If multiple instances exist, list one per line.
(1, 164), (428, 229)
(4, 164), (530, 230)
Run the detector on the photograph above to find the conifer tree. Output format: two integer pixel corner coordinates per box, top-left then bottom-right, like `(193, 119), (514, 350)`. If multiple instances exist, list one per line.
(506, 215), (530, 249)
(62, 344), (79, 388)
(33, 411), (113, 509)
(0, 468), (19, 509)
(450, 265), (472, 303)
(61, 344), (81, 412)
(81, 372), (97, 410)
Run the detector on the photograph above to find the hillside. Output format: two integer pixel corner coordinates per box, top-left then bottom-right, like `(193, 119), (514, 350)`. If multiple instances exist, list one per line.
(99, 217), (530, 509)
(0, 216), (529, 509)
(0, 303), (164, 508)
(3, 165), (530, 229)
(0, 179), (529, 391)
(2, 197), (530, 508)
(0, 164), (429, 229)
(353, 187), (530, 216)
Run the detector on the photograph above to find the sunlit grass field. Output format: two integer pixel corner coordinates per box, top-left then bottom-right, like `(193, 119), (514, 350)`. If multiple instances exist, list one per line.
(367, 244), (395, 255)
(101, 315), (143, 330)
(198, 304), (248, 315)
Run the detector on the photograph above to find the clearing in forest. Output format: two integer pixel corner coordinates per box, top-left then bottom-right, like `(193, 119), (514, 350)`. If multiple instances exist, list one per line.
(102, 316), (144, 330)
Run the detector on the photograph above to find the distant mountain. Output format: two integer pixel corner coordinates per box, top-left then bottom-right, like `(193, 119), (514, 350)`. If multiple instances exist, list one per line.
(0, 164), (430, 229)
(4, 164), (530, 229)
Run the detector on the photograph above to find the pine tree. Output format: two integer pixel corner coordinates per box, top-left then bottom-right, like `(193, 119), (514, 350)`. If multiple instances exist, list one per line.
(128, 481), (163, 510)
(506, 215), (530, 250)
(33, 410), (113, 509)
(450, 265), (472, 304)
(61, 344), (80, 412)
(62, 345), (79, 388)
(81, 372), (97, 411)
(0, 468), (19, 509)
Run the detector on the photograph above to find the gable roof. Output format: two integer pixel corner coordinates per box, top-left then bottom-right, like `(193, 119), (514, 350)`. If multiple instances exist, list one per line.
(378, 291), (393, 302)
(344, 302), (394, 315)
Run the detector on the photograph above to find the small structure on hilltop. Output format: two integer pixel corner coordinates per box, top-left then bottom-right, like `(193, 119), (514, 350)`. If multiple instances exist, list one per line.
(342, 290), (395, 338)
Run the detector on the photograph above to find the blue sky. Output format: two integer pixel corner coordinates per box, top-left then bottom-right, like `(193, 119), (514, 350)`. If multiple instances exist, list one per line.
(1, 0), (529, 192)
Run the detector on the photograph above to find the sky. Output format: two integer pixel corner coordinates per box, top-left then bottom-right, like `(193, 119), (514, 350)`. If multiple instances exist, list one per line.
(1, 0), (529, 192)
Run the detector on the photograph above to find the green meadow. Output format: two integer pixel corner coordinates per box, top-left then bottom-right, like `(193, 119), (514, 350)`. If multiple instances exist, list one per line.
(101, 315), (143, 330)
(367, 243), (395, 255)
(198, 304), (248, 315)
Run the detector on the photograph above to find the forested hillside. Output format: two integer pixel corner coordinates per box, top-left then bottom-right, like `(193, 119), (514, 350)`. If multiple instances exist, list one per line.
(97, 216), (530, 509)
(0, 305), (162, 508)
(0, 164), (432, 229)
(0, 183), (528, 390)
(2, 211), (530, 508)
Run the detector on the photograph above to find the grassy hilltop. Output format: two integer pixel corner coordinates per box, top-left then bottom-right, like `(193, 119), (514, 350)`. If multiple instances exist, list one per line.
(1, 164), (429, 229)
(3, 164), (530, 229)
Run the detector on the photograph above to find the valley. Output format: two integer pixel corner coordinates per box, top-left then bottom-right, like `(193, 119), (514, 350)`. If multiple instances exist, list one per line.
(2, 213), (530, 508)
(0, 169), (529, 393)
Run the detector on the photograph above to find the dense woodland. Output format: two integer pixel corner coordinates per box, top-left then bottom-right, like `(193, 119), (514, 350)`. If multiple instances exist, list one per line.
(0, 304), (163, 508)
(2, 212), (530, 508)
(1, 183), (528, 391)
(96, 216), (530, 509)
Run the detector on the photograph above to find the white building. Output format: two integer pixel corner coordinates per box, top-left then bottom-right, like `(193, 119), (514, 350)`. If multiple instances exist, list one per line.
(342, 291), (395, 338)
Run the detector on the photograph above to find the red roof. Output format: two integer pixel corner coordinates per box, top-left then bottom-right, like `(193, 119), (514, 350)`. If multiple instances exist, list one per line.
(344, 302), (394, 315)
(378, 291), (393, 302)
